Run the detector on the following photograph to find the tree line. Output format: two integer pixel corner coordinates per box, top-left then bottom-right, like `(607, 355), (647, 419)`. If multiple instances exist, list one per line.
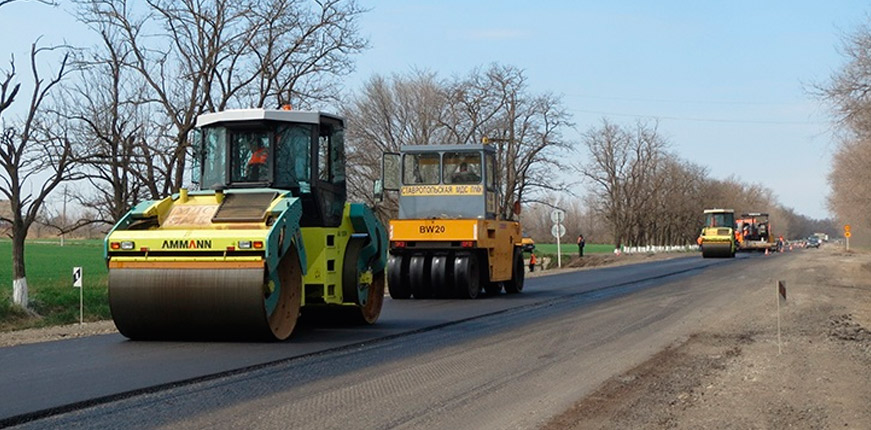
(818, 18), (871, 247)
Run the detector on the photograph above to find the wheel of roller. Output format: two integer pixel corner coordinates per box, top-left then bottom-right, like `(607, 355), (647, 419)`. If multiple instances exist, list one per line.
(410, 254), (433, 299)
(388, 254), (411, 299)
(267, 245), (303, 340)
(430, 253), (453, 298)
(454, 253), (480, 299)
(503, 247), (525, 294)
(342, 238), (385, 325)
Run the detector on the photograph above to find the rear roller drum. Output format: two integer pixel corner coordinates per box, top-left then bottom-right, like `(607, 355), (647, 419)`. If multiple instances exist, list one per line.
(454, 253), (480, 299)
(388, 254), (411, 299)
(410, 254), (433, 299)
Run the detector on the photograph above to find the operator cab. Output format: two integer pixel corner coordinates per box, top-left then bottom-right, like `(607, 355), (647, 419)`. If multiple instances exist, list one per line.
(193, 109), (346, 227)
(703, 209), (735, 228)
(396, 144), (497, 220)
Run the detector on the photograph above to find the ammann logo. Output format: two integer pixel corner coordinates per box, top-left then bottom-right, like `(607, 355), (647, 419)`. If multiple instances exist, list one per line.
(162, 239), (212, 249)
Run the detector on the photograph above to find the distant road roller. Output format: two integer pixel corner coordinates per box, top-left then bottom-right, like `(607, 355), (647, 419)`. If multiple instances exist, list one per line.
(105, 109), (388, 340)
(381, 144), (525, 299)
(698, 208), (737, 258)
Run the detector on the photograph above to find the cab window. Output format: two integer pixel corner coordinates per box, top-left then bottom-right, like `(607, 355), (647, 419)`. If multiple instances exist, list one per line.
(485, 154), (495, 189)
(444, 152), (481, 185)
(200, 127), (227, 189)
(275, 124), (313, 191)
(403, 152), (440, 185)
(230, 130), (271, 183)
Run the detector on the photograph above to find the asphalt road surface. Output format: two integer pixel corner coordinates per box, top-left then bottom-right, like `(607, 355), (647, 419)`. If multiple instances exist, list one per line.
(1, 253), (769, 429)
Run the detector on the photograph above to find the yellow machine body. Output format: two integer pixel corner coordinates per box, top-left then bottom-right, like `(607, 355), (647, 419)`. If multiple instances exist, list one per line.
(389, 218), (521, 283)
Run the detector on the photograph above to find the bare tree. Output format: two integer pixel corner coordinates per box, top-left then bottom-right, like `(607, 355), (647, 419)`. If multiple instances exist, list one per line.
(0, 42), (79, 307)
(442, 65), (573, 219)
(73, 0), (369, 211)
(343, 71), (447, 221)
(816, 18), (871, 244)
(344, 65), (573, 223)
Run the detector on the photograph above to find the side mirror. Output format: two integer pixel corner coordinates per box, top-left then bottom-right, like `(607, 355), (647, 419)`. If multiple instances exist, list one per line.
(373, 179), (384, 202)
(513, 200), (522, 215)
(382, 152), (401, 191)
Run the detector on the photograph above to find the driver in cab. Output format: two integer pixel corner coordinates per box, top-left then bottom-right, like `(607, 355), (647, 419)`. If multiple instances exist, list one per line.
(451, 162), (480, 184)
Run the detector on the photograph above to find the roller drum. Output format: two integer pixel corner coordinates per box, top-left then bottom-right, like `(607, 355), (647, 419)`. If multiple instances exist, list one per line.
(109, 261), (300, 341)
(701, 243), (734, 258)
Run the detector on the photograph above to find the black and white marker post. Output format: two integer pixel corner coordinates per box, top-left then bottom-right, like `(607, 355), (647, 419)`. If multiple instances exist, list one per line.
(73, 266), (83, 325)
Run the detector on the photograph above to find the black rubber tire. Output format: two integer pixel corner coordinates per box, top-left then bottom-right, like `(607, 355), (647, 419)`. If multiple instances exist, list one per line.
(388, 254), (411, 299)
(410, 254), (433, 299)
(430, 253), (453, 298)
(454, 253), (480, 299)
(504, 247), (525, 294)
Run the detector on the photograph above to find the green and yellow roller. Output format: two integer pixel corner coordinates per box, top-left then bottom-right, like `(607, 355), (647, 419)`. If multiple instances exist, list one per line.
(698, 208), (737, 258)
(104, 109), (388, 341)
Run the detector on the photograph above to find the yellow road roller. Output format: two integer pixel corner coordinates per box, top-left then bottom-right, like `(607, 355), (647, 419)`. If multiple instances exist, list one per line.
(105, 109), (388, 340)
(380, 144), (525, 299)
(698, 208), (737, 258)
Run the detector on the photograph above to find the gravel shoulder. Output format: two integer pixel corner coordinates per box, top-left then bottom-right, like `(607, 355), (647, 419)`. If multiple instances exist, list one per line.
(542, 245), (871, 429)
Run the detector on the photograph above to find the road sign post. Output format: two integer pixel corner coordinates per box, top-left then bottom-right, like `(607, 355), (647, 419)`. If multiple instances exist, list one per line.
(845, 225), (851, 251)
(551, 210), (566, 268)
(73, 267), (83, 325)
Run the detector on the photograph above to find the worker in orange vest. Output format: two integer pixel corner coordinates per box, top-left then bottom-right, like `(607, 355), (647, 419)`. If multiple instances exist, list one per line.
(246, 142), (269, 180)
(529, 252), (537, 272)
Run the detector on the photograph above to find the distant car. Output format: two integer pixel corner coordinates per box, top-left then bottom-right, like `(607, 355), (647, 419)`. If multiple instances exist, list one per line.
(806, 237), (821, 248)
(521, 237), (535, 252)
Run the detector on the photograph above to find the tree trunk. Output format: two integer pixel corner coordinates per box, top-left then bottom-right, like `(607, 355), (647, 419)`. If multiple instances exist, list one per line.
(11, 223), (28, 308)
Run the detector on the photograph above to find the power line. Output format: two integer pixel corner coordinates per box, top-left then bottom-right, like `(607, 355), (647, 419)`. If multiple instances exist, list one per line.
(567, 108), (827, 125)
(563, 93), (804, 106)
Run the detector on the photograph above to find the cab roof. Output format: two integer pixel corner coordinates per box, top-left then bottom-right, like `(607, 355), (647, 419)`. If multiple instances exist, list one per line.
(196, 109), (343, 128)
(400, 143), (495, 154)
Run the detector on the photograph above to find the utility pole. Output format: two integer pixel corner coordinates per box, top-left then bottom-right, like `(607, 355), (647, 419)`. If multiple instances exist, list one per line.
(61, 185), (67, 247)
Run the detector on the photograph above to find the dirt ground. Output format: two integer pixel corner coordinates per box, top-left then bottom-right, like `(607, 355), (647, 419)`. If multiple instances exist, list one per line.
(543, 245), (871, 430)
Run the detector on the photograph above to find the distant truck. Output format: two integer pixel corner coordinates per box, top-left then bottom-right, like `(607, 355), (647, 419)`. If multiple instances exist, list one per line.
(736, 212), (776, 252)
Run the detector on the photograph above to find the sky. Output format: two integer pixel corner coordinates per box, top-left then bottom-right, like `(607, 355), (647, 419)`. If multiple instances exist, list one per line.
(1, 0), (867, 220)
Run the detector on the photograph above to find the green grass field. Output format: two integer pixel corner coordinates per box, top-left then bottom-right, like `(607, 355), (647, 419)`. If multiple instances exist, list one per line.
(531, 243), (615, 256)
(0, 239), (109, 330)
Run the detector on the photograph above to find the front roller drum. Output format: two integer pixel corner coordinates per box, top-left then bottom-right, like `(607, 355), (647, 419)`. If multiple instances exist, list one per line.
(701, 242), (734, 258)
(109, 253), (302, 341)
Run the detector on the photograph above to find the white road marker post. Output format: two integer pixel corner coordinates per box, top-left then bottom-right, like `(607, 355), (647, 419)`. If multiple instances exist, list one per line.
(73, 267), (83, 325)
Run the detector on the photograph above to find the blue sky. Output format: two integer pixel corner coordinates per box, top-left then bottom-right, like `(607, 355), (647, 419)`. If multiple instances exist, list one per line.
(1, 1), (867, 219)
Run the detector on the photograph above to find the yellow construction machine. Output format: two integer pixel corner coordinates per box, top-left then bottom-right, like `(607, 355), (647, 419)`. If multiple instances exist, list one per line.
(379, 144), (525, 299)
(698, 208), (737, 258)
(104, 109), (388, 340)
